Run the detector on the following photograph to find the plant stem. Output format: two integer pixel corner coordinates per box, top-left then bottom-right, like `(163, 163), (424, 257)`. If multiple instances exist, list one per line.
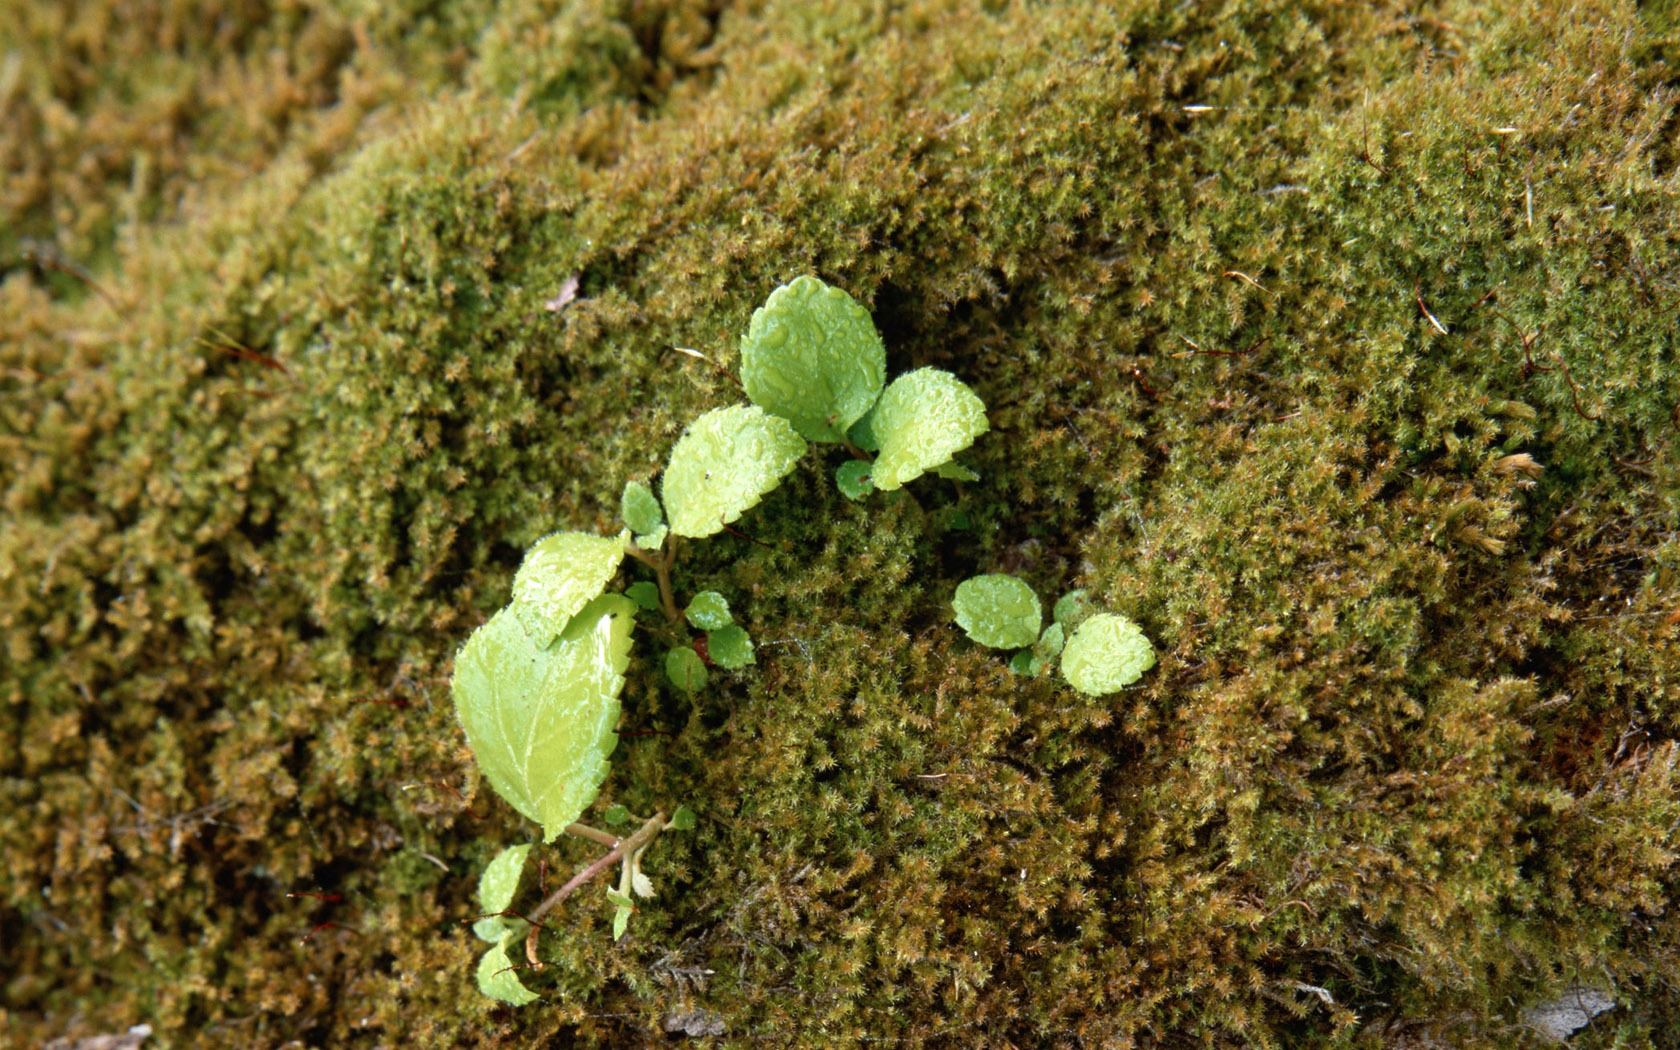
(624, 538), (684, 625)
(524, 811), (666, 967)
(564, 822), (619, 848)
(653, 538), (682, 625)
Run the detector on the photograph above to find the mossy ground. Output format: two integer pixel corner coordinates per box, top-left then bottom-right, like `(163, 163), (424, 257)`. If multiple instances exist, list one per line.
(3, 1), (1678, 1046)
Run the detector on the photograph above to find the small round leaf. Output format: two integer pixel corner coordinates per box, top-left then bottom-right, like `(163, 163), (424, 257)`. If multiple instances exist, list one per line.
(662, 405), (807, 538)
(707, 625), (755, 669)
(685, 591), (732, 630)
(953, 574), (1042, 650)
(620, 479), (664, 536)
(625, 581), (662, 612)
(870, 368), (989, 491)
(835, 459), (875, 500)
(1060, 613), (1156, 695)
(666, 646), (709, 692)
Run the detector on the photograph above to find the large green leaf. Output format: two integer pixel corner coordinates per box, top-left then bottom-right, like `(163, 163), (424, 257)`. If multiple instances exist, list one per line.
(452, 594), (635, 840)
(509, 531), (624, 645)
(1060, 612), (1156, 696)
(869, 368), (989, 491)
(952, 574), (1042, 650)
(661, 404), (807, 538)
(740, 275), (886, 442)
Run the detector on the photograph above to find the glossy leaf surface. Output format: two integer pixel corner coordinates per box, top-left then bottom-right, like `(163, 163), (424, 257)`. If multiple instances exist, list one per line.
(870, 368), (988, 490)
(662, 405), (807, 538)
(509, 531), (624, 645)
(453, 595), (635, 841)
(740, 275), (886, 442)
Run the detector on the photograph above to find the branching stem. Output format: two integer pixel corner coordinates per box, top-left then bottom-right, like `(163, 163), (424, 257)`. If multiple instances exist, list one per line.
(625, 538), (683, 625)
(524, 812), (666, 967)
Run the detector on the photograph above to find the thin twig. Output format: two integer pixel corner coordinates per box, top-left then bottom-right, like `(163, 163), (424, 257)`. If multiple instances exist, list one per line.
(524, 812), (666, 966)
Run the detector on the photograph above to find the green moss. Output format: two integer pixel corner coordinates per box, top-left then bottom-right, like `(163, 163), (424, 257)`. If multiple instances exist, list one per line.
(4, 0), (1678, 1045)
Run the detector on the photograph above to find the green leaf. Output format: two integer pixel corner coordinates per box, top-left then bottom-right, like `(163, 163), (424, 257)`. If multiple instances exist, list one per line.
(685, 591), (732, 630)
(478, 844), (532, 914)
(473, 915), (519, 943)
(933, 460), (980, 482)
(603, 803), (630, 827)
(606, 889), (635, 940)
(847, 410), (880, 452)
(707, 625), (755, 669)
(668, 806), (697, 831)
(665, 646), (709, 692)
(1060, 613), (1156, 696)
(835, 459), (875, 500)
(509, 531), (625, 645)
(1036, 622), (1066, 659)
(625, 581), (662, 612)
(740, 275), (887, 442)
(452, 594), (636, 841)
(1008, 650), (1037, 676)
(620, 480), (664, 535)
(662, 405), (808, 538)
(633, 524), (668, 552)
(477, 941), (539, 1006)
(869, 368), (989, 491)
(952, 574), (1042, 650)
(1052, 589), (1094, 628)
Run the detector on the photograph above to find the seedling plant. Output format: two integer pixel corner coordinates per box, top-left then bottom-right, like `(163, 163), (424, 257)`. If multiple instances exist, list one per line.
(450, 276), (1154, 1003)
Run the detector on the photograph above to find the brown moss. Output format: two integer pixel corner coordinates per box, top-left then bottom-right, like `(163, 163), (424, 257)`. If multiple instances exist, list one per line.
(3, 0), (1677, 1046)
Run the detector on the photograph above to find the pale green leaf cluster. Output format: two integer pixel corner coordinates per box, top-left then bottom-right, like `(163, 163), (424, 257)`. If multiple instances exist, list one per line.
(955, 576), (1154, 694)
(737, 276), (989, 497)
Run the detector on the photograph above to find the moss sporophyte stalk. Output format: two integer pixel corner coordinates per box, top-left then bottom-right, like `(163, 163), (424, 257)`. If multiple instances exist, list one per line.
(450, 275), (1154, 1004)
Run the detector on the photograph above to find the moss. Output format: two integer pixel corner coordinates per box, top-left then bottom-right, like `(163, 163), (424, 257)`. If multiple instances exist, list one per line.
(3, 0), (1678, 1045)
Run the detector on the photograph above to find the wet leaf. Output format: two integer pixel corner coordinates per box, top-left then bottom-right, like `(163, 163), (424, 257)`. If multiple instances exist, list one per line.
(1060, 612), (1155, 695)
(509, 531), (625, 645)
(685, 590), (732, 630)
(452, 595), (635, 841)
(662, 405), (807, 538)
(741, 275), (886, 442)
(707, 624), (755, 668)
(953, 574), (1042, 650)
(870, 368), (988, 490)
